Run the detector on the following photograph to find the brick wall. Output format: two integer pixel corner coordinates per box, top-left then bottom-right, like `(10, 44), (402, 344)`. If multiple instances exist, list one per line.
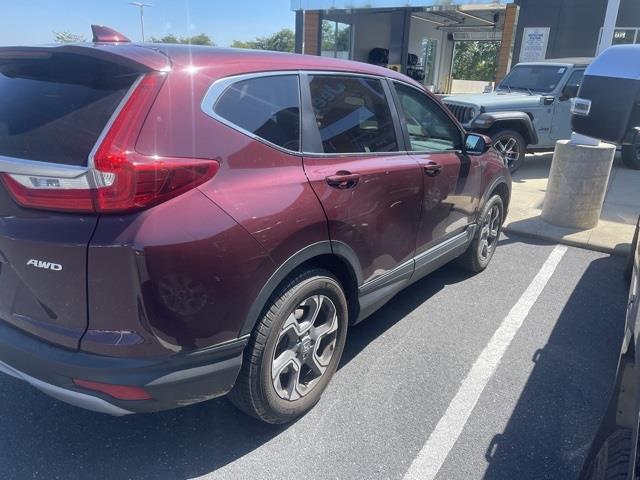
(303, 11), (321, 56)
(495, 4), (520, 84)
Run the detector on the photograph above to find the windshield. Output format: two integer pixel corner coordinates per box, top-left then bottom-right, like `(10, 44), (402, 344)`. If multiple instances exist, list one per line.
(498, 65), (568, 93)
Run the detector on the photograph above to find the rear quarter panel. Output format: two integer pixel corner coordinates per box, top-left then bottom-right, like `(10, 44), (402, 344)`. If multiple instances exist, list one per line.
(86, 189), (275, 357)
(110, 65), (331, 355)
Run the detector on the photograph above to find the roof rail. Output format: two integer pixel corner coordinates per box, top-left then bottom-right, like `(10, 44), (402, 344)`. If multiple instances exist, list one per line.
(91, 25), (131, 43)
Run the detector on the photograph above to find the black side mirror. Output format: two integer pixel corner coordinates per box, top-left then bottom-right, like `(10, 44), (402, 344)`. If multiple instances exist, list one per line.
(561, 84), (579, 101)
(465, 133), (489, 155)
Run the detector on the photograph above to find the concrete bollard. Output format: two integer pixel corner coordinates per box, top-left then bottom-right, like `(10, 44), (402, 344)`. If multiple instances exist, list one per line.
(541, 139), (616, 229)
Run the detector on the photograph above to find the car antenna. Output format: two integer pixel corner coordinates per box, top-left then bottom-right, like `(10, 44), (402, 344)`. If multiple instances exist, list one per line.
(91, 25), (131, 43)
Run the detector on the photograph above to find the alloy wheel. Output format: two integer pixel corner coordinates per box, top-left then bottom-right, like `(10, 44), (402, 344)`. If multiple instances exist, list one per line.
(478, 204), (501, 262)
(271, 295), (339, 401)
(493, 136), (520, 169)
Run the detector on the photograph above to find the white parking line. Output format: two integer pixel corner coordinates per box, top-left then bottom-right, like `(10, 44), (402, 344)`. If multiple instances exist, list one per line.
(403, 244), (568, 480)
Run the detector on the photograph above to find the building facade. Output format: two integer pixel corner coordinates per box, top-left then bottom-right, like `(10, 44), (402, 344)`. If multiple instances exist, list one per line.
(292, 0), (640, 93)
(513, 0), (640, 61)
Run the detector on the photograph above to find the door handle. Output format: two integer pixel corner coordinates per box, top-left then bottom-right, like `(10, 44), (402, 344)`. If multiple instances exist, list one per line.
(326, 171), (361, 189)
(423, 163), (443, 177)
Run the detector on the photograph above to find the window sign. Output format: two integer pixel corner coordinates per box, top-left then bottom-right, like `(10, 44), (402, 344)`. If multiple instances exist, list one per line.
(519, 27), (550, 62)
(613, 29), (636, 45)
(597, 27), (640, 50)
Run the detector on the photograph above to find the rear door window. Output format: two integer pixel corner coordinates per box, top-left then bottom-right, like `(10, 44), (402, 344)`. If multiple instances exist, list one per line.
(305, 75), (398, 154)
(0, 53), (139, 166)
(213, 75), (300, 151)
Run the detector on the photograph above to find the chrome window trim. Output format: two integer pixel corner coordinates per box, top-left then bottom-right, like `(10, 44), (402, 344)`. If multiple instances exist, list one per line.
(0, 156), (89, 178)
(200, 71), (303, 157)
(301, 150), (408, 159)
(201, 69), (415, 159)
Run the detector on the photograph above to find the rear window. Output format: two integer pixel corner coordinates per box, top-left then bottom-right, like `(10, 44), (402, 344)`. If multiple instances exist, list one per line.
(0, 53), (139, 166)
(306, 75), (398, 154)
(214, 75), (301, 151)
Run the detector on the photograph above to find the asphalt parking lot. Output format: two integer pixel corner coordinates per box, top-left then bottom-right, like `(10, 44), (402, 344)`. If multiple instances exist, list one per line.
(0, 234), (628, 480)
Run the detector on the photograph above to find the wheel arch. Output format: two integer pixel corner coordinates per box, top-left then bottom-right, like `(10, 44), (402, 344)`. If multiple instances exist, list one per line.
(479, 176), (511, 222)
(240, 241), (362, 337)
(472, 112), (539, 145)
(490, 180), (511, 215)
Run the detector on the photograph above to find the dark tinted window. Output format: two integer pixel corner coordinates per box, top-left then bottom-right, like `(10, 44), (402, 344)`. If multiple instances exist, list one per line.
(565, 69), (585, 89)
(214, 75), (300, 151)
(394, 83), (461, 152)
(0, 53), (138, 166)
(307, 75), (398, 154)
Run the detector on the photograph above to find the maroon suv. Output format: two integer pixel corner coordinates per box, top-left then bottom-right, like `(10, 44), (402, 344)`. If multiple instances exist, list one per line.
(0, 26), (510, 423)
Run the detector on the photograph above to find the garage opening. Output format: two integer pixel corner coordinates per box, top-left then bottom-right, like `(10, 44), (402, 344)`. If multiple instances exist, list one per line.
(451, 40), (501, 93)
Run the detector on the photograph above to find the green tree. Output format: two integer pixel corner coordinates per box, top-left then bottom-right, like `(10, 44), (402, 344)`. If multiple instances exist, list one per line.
(263, 28), (295, 52)
(452, 41), (501, 82)
(230, 39), (252, 49)
(187, 33), (214, 46)
(149, 33), (214, 46)
(53, 31), (86, 43)
(231, 28), (295, 53)
(322, 21), (335, 51)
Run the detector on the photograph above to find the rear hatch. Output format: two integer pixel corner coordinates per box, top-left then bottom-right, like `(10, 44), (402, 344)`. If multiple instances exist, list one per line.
(0, 45), (164, 349)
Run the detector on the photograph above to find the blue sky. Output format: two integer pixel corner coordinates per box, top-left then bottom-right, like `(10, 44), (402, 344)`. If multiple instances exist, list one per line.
(0, 0), (295, 47)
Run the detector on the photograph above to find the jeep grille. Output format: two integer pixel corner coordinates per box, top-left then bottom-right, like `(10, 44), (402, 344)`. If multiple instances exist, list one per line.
(443, 103), (475, 124)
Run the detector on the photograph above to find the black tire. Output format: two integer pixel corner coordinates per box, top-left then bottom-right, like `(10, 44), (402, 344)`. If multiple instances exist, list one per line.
(228, 268), (348, 424)
(583, 428), (632, 480)
(491, 129), (527, 174)
(625, 220), (639, 283)
(622, 144), (640, 170)
(457, 195), (504, 273)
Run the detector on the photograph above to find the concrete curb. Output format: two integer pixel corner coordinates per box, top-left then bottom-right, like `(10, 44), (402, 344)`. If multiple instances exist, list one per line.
(504, 221), (630, 257)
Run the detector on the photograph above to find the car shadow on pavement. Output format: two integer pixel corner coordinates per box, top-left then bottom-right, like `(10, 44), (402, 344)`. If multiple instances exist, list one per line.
(339, 262), (475, 367)
(0, 262), (476, 480)
(482, 253), (627, 480)
(511, 153), (553, 183)
(0, 376), (288, 479)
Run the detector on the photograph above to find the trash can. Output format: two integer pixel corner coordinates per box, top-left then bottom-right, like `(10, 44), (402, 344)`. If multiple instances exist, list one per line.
(543, 45), (640, 229)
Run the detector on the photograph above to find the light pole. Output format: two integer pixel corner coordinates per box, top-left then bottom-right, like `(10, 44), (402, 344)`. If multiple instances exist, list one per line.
(128, 2), (152, 42)
(598, 0), (621, 55)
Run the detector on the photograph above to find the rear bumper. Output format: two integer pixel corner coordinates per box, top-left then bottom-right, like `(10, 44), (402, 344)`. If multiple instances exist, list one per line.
(0, 320), (248, 415)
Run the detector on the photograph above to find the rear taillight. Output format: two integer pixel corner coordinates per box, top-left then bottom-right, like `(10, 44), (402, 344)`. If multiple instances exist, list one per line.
(1, 72), (219, 214)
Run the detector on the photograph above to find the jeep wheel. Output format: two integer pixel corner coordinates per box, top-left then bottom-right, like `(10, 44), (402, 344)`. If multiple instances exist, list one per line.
(622, 143), (640, 170)
(491, 129), (526, 174)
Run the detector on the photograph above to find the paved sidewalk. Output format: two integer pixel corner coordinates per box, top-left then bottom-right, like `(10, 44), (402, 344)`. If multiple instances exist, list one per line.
(503, 151), (639, 256)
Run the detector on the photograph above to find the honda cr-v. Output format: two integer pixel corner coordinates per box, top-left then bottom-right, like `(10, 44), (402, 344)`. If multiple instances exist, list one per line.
(0, 26), (510, 423)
